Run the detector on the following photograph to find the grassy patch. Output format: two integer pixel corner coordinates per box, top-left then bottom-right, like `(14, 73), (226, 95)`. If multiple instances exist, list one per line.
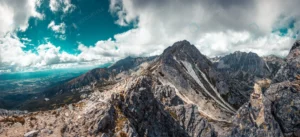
(114, 106), (128, 133)
(165, 108), (178, 121)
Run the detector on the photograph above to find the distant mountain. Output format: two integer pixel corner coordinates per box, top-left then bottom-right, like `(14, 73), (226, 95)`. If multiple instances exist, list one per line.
(2, 40), (300, 137)
(109, 56), (157, 73)
(213, 51), (275, 108)
(216, 51), (270, 76)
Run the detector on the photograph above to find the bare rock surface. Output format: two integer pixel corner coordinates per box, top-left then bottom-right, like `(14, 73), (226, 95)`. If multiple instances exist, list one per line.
(1, 40), (300, 137)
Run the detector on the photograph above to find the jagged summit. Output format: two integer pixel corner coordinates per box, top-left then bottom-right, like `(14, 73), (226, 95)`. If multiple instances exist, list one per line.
(290, 40), (300, 51)
(167, 40), (192, 49)
(274, 40), (300, 83)
(213, 50), (274, 109)
(162, 40), (202, 58)
(154, 40), (237, 121)
(161, 40), (212, 71)
(287, 40), (300, 61)
(217, 51), (270, 77)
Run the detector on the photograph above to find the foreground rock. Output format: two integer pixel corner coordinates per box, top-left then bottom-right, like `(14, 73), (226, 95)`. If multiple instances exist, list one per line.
(230, 40), (300, 137)
(230, 79), (283, 137)
(24, 130), (39, 137)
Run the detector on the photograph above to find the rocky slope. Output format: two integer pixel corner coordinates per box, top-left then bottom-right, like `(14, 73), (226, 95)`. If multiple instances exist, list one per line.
(150, 41), (236, 121)
(263, 55), (286, 77)
(213, 51), (284, 109)
(230, 40), (300, 137)
(0, 40), (299, 137)
(17, 56), (156, 111)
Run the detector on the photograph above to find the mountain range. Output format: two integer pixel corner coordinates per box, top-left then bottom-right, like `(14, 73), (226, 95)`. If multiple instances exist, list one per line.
(0, 40), (299, 137)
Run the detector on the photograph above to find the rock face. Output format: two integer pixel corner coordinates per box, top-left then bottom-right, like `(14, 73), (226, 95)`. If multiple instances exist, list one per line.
(216, 51), (270, 77)
(110, 76), (216, 137)
(1, 40), (300, 137)
(263, 40), (300, 136)
(230, 40), (300, 137)
(152, 40), (236, 121)
(230, 79), (284, 137)
(263, 55), (286, 78)
(214, 51), (281, 109)
(273, 40), (300, 83)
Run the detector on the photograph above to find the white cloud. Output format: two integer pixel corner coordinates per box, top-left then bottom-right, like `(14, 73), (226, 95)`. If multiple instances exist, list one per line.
(49, 0), (59, 12)
(48, 21), (66, 34)
(0, 34), (38, 70)
(101, 0), (300, 59)
(0, 35), (117, 72)
(21, 38), (32, 42)
(49, 0), (76, 13)
(0, 0), (43, 35)
(194, 31), (294, 57)
(48, 21), (66, 40)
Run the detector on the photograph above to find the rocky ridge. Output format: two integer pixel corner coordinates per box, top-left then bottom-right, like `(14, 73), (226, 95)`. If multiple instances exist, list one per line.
(0, 40), (300, 137)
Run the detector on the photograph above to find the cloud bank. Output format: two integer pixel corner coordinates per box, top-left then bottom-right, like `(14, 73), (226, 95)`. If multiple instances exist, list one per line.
(107, 0), (300, 57)
(0, 0), (43, 35)
(1, 0), (300, 73)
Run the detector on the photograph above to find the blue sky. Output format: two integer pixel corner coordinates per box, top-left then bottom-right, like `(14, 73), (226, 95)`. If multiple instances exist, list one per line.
(0, 0), (299, 73)
(17, 0), (132, 54)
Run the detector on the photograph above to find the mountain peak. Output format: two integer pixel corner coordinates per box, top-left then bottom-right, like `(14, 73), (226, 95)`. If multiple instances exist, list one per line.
(165, 40), (195, 53)
(160, 40), (211, 68)
(163, 40), (201, 56)
(173, 40), (191, 46)
(217, 51), (269, 77)
(287, 40), (300, 59)
(290, 40), (300, 52)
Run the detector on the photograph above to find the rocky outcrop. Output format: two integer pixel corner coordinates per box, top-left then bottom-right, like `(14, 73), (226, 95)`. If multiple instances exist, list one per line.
(230, 40), (300, 137)
(273, 40), (300, 83)
(152, 40), (236, 121)
(110, 76), (216, 137)
(265, 80), (300, 136)
(230, 79), (284, 137)
(263, 55), (286, 78)
(214, 51), (281, 109)
(263, 41), (300, 136)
